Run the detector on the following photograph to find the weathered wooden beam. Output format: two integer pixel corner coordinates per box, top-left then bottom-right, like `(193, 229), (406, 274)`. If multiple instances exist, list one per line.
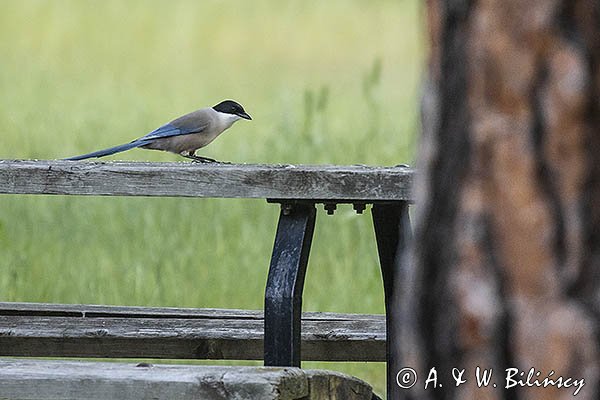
(0, 359), (377, 400)
(0, 160), (413, 201)
(0, 302), (382, 321)
(0, 303), (385, 362)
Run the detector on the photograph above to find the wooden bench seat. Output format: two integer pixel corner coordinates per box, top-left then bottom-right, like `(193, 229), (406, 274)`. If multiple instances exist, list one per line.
(0, 358), (380, 400)
(0, 302), (385, 362)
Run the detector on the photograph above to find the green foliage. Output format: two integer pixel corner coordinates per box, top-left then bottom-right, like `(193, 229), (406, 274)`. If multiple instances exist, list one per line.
(0, 0), (424, 396)
(301, 85), (329, 144)
(363, 57), (383, 137)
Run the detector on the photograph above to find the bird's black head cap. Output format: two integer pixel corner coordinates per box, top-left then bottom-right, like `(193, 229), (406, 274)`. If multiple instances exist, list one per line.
(213, 100), (252, 120)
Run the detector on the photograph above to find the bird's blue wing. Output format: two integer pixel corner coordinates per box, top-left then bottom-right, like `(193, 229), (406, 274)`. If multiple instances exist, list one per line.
(140, 120), (208, 142)
(139, 123), (187, 141)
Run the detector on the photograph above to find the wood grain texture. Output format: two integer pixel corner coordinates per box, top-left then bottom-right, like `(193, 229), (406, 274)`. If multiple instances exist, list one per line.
(0, 359), (375, 400)
(0, 160), (413, 201)
(0, 302), (382, 321)
(0, 303), (385, 362)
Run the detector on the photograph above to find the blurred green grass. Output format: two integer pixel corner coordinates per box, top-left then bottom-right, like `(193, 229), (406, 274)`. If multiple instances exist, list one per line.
(0, 0), (424, 396)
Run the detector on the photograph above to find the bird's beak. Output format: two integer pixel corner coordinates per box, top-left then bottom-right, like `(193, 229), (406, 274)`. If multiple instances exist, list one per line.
(239, 112), (252, 120)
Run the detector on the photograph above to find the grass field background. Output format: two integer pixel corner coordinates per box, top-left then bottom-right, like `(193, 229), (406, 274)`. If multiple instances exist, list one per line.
(0, 0), (424, 395)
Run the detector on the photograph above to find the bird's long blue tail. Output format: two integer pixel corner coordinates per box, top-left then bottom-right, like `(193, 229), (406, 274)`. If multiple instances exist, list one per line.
(64, 140), (148, 161)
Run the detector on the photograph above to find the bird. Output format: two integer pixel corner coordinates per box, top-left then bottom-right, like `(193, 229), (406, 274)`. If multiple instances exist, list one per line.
(65, 100), (251, 162)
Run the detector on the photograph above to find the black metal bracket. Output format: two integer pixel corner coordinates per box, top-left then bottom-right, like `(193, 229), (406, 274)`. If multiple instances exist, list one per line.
(264, 202), (316, 367)
(372, 202), (411, 399)
(264, 199), (411, 400)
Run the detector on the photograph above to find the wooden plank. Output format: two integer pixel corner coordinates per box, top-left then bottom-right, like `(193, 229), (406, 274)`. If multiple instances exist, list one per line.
(0, 303), (385, 361)
(0, 315), (385, 361)
(305, 370), (382, 400)
(0, 358), (376, 399)
(0, 160), (413, 201)
(0, 302), (383, 321)
(0, 316), (384, 361)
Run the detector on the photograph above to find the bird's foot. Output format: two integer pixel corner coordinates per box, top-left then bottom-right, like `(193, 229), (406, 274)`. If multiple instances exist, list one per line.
(182, 153), (232, 164)
(192, 157), (217, 163)
(183, 154), (217, 163)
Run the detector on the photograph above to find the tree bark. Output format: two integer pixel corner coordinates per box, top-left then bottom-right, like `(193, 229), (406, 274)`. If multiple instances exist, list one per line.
(397, 1), (600, 399)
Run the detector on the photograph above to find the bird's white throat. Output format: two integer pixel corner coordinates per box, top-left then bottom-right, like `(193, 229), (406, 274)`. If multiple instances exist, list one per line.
(215, 111), (242, 124)
(215, 111), (241, 131)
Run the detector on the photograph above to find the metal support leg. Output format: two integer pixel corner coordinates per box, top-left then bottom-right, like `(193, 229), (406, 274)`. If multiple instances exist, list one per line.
(372, 202), (411, 399)
(264, 202), (316, 367)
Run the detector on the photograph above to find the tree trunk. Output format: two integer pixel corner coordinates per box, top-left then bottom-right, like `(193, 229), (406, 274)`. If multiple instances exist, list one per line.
(397, 1), (600, 399)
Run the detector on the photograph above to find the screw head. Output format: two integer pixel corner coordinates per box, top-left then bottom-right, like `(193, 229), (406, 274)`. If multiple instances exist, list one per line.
(353, 203), (366, 214)
(324, 203), (337, 215)
(281, 204), (293, 215)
